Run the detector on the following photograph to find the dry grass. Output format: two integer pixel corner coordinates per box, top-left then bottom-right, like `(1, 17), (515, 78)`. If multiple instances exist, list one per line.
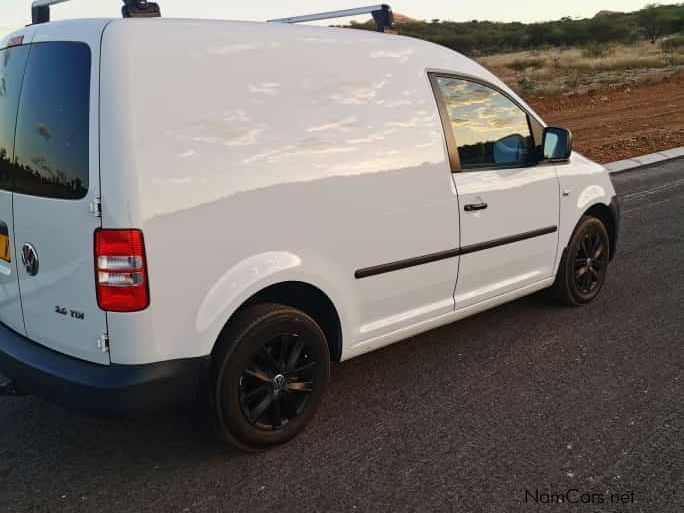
(478, 41), (684, 96)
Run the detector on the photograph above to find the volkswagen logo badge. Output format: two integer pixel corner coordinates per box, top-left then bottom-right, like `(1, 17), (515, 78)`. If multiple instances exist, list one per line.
(21, 243), (39, 276)
(272, 374), (286, 393)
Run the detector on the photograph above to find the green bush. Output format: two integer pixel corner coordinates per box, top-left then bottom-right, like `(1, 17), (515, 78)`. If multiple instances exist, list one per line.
(582, 43), (613, 58)
(508, 57), (546, 71)
(517, 75), (537, 95)
(661, 33), (684, 51)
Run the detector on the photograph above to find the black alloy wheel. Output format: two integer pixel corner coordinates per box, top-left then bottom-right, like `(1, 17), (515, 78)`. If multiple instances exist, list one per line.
(554, 215), (611, 306)
(212, 303), (330, 451)
(239, 332), (318, 430)
(573, 230), (607, 295)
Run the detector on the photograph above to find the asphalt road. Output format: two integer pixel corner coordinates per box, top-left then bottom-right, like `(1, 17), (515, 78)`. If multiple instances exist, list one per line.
(1, 160), (682, 513)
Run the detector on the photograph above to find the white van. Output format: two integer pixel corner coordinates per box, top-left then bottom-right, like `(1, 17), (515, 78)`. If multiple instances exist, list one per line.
(0, 3), (619, 450)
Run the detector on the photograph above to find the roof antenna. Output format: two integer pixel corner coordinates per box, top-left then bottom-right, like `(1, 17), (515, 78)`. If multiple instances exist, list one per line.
(31, 0), (161, 25)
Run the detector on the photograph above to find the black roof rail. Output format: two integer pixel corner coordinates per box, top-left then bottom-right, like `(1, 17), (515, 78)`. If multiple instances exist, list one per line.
(31, 0), (161, 25)
(29, 2), (394, 31)
(268, 4), (395, 32)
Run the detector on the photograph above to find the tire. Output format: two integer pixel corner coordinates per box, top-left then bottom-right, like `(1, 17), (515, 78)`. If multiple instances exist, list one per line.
(553, 216), (611, 306)
(211, 303), (330, 451)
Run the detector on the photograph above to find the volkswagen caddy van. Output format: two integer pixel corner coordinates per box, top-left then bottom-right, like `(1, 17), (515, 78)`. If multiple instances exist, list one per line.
(0, 2), (619, 450)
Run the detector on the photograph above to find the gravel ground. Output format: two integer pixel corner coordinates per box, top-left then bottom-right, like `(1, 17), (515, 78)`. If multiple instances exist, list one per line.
(529, 76), (684, 164)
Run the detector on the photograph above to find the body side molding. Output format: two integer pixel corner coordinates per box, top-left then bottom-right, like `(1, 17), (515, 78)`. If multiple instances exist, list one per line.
(355, 226), (558, 279)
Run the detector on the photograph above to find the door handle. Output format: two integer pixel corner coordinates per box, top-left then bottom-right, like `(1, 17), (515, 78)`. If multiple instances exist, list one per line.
(464, 202), (488, 212)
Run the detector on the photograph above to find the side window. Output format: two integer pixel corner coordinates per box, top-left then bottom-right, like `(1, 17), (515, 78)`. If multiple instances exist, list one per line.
(0, 46), (30, 192)
(13, 42), (91, 199)
(433, 76), (535, 170)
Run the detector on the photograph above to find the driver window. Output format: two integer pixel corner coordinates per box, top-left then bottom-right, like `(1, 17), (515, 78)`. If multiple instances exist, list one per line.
(434, 76), (535, 170)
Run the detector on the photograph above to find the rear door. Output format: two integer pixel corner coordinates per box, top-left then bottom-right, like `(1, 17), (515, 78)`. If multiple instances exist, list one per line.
(0, 43), (30, 335)
(12, 39), (108, 364)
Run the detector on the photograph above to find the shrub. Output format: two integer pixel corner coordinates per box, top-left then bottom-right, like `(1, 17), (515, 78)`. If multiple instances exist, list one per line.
(661, 34), (684, 51)
(508, 57), (546, 71)
(517, 75), (537, 95)
(582, 43), (612, 58)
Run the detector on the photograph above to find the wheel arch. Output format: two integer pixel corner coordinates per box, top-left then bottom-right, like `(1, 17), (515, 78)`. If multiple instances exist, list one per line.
(583, 201), (618, 260)
(217, 281), (343, 362)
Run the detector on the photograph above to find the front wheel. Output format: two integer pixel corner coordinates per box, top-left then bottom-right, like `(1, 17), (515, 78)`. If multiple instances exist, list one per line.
(211, 303), (330, 451)
(554, 216), (610, 306)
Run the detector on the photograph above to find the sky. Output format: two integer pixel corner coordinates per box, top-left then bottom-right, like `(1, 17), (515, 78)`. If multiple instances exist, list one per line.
(1, 0), (679, 37)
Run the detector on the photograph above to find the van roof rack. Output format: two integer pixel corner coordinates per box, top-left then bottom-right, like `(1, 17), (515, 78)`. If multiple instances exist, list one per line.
(268, 4), (395, 32)
(29, 2), (393, 31)
(31, 0), (161, 25)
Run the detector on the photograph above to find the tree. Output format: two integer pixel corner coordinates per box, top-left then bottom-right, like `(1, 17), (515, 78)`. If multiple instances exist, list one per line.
(639, 4), (676, 43)
(345, 4), (684, 55)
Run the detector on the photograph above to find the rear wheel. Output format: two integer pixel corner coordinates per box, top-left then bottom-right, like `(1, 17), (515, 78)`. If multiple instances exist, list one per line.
(211, 303), (330, 451)
(554, 216), (610, 306)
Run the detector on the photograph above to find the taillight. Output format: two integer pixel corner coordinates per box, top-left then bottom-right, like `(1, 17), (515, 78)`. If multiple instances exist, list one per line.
(95, 229), (149, 312)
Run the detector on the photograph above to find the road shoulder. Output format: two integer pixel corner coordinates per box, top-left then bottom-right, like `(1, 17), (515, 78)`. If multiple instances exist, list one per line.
(606, 147), (684, 174)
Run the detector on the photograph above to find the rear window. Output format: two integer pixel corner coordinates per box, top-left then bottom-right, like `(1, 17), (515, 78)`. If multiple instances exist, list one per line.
(5, 42), (91, 199)
(0, 45), (30, 192)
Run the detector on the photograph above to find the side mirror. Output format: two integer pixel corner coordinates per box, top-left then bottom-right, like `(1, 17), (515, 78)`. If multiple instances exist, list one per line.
(542, 127), (573, 162)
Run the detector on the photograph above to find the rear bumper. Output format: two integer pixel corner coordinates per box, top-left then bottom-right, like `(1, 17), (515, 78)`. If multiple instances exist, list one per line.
(0, 322), (209, 416)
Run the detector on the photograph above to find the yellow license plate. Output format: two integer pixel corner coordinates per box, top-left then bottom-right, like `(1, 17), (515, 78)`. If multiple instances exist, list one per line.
(0, 223), (10, 262)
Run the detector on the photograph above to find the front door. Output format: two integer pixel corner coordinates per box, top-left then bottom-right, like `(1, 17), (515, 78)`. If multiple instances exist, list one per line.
(430, 74), (559, 308)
